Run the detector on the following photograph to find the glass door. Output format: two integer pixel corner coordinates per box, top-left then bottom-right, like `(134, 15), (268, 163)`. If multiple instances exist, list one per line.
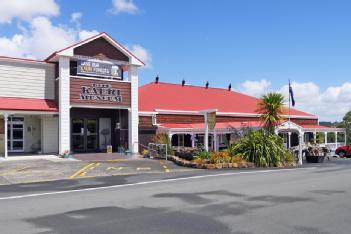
(86, 119), (98, 151)
(71, 118), (98, 152)
(7, 117), (25, 152)
(72, 119), (85, 152)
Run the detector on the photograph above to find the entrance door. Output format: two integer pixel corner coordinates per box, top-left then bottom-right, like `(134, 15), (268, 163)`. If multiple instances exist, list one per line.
(71, 118), (98, 152)
(7, 117), (25, 152)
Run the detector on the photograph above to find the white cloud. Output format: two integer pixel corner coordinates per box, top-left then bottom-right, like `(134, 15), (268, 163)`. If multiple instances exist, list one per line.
(111, 0), (139, 14)
(127, 44), (152, 68)
(291, 82), (351, 122)
(0, 16), (99, 59)
(239, 79), (271, 97)
(0, 0), (59, 24)
(239, 79), (351, 122)
(70, 12), (82, 23)
(79, 30), (99, 41)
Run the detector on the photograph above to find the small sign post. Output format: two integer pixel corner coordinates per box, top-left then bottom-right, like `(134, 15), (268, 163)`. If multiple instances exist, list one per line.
(107, 145), (113, 154)
(201, 109), (217, 152)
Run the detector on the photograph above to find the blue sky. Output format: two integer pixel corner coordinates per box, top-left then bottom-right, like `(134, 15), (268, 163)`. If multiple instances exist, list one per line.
(0, 0), (351, 121)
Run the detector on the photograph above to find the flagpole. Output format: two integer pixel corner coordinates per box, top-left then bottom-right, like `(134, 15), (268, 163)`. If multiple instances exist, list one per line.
(288, 80), (291, 124)
(288, 80), (291, 150)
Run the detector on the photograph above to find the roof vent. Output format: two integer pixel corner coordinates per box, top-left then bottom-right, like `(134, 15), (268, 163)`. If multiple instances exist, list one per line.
(182, 79), (185, 86)
(155, 75), (159, 83)
(205, 81), (209, 89)
(228, 83), (232, 91)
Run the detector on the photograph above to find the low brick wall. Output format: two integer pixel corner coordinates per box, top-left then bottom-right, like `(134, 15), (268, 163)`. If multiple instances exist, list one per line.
(169, 155), (255, 169)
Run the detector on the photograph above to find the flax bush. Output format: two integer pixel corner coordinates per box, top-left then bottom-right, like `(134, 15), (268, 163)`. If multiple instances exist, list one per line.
(232, 129), (293, 167)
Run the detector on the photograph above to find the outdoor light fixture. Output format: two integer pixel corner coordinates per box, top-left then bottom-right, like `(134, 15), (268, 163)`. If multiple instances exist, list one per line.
(115, 122), (121, 130)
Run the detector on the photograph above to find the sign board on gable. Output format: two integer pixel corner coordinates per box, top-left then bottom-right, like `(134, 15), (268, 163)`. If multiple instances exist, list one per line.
(77, 58), (122, 79)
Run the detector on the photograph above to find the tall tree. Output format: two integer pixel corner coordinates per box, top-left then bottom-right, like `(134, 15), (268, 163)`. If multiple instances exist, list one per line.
(337, 111), (351, 145)
(256, 92), (285, 134)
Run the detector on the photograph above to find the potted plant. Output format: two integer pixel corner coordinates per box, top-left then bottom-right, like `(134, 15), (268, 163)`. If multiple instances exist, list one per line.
(305, 145), (325, 163)
(61, 150), (72, 159)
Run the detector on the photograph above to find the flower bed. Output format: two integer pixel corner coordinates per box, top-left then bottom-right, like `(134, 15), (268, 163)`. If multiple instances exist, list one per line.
(169, 155), (255, 169)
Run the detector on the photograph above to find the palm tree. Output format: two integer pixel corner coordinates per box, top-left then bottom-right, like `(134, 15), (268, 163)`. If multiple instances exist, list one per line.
(256, 92), (285, 134)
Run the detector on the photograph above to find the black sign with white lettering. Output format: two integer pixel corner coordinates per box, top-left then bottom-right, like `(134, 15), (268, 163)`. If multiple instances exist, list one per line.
(77, 59), (122, 79)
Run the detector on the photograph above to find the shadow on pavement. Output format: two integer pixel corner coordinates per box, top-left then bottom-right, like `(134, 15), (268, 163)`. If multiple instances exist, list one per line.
(26, 206), (231, 234)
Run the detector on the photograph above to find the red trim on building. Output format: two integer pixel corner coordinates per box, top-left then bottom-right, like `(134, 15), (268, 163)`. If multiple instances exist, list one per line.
(0, 97), (58, 112)
(0, 56), (50, 65)
(139, 82), (316, 118)
(300, 124), (332, 129)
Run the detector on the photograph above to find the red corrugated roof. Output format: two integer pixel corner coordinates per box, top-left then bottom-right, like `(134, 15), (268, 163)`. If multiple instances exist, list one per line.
(0, 97), (58, 112)
(159, 121), (263, 130)
(139, 82), (316, 118)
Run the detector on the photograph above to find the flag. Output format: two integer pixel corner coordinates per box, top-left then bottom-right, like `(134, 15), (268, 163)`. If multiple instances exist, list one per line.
(289, 81), (295, 107)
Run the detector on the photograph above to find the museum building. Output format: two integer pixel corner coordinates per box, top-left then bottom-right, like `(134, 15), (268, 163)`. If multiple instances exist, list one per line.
(0, 32), (345, 158)
(138, 80), (346, 151)
(0, 32), (143, 158)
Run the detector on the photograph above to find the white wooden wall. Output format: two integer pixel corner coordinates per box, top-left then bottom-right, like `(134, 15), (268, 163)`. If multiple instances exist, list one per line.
(41, 116), (59, 154)
(0, 61), (55, 99)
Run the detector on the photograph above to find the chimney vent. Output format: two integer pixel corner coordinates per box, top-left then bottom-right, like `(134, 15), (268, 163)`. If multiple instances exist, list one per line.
(205, 81), (209, 89)
(182, 79), (185, 86)
(228, 83), (232, 91)
(155, 75), (159, 83)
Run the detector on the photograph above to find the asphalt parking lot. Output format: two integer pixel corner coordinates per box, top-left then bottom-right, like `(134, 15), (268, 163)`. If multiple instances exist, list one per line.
(0, 156), (195, 185)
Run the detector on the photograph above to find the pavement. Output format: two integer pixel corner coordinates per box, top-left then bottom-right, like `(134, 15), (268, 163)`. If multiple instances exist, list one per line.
(0, 154), (195, 185)
(0, 159), (351, 233)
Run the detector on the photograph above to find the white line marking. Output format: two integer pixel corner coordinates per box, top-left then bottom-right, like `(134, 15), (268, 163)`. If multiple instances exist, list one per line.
(0, 167), (315, 200)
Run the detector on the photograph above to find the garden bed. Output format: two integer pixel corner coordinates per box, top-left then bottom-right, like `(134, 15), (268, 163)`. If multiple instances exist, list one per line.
(169, 155), (255, 169)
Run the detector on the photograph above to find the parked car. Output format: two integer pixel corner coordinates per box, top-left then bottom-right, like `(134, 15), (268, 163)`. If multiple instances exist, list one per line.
(335, 145), (351, 158)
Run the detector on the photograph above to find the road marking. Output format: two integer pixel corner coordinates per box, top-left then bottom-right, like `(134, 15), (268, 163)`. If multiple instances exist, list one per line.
(137, 167), (151, 171)
(106, 167), (123, 171)
(0, 167), (29, 176)
(69, 163), (96, 179)
(0, 167), (316, 200)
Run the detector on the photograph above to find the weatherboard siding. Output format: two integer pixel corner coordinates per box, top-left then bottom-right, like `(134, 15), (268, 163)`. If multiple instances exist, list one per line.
(140, 114), (318, 126)
(0, 61), (55, 99)
(70, 77), (131, 107)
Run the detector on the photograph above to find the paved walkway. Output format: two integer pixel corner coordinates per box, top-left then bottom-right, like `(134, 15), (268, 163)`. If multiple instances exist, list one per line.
(72, 152), (140, 161)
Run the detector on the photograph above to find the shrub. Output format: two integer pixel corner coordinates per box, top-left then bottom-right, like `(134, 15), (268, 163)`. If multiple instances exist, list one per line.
(231, 155), (246, 163)
(210, 151), (231, 164)
(153, 133), (173, 155)
(231, 129), (292, 167)
(175, 149), (195, 161)
(142, 149), (149, 157)
(193, 149), (211, 161)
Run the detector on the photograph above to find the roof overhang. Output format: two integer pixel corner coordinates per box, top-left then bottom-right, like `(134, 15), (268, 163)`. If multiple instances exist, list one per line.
(0, 97), (58, 113)
(276, 121), (345, 133)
